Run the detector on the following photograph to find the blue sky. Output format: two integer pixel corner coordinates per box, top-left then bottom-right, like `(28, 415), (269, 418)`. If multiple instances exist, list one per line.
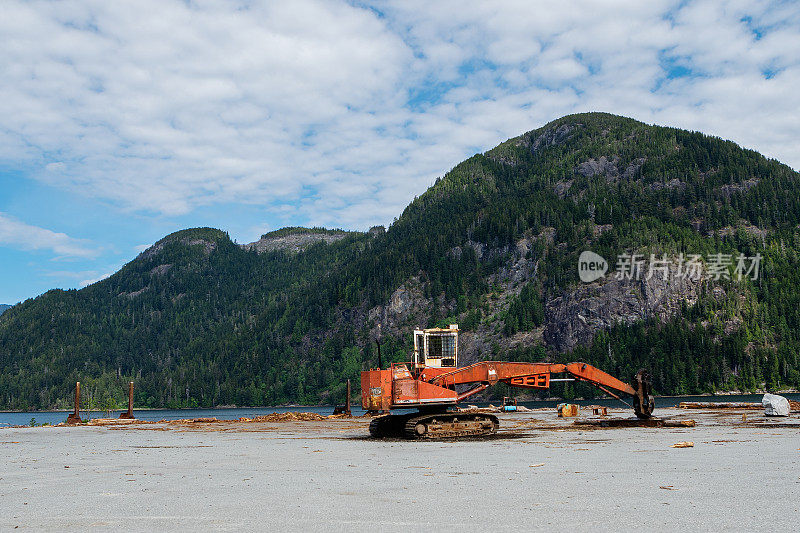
(1, 0), (799, 304)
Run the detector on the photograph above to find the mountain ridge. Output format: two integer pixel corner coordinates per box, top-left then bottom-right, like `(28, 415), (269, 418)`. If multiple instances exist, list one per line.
(2, 112), (799, 410)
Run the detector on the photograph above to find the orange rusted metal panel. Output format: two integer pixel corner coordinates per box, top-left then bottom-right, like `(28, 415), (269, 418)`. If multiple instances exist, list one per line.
(391, 363), (413, 380)
(392, 378), (458, 407)
(415, 380), (458, 403)
(361, 369), (392, 411)
(392, 378), (418, 404)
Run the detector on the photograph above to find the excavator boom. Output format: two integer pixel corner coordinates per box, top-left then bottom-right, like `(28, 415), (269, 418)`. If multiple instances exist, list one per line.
(430, 361), (636, 396)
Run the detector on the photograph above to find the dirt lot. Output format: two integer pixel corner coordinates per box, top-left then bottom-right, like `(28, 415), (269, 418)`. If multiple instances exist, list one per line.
(1, 407), (798, 531)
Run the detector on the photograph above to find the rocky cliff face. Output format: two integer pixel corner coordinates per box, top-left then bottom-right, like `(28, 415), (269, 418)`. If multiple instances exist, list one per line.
(543, 269), (701, 352)
(364, 232), (705, 361)
(367, 276), (433, 336)
(243, 230), (350, 254)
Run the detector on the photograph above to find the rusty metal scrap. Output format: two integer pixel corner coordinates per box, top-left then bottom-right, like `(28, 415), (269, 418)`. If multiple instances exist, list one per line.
(557, 403), (579, 417)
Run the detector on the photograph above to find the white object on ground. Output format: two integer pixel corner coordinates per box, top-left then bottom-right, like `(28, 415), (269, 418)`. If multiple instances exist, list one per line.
(762, 393), (790, 417)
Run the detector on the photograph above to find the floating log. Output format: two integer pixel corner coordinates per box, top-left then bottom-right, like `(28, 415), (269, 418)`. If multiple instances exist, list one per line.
(664, 419), (696, 427)
(88, 418), (140, 426)
(678, 402), (761, 410)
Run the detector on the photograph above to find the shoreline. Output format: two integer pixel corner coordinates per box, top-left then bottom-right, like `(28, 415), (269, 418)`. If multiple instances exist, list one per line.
(4, 389), (799, 414)
(0, 404), (331, 414)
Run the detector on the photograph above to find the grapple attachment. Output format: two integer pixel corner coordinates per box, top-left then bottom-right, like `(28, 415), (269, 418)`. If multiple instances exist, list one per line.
(632, 369), (655, 418)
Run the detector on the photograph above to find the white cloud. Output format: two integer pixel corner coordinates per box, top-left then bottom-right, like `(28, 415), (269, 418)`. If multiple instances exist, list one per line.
(43, 268), (112, 287)
(79, 272), (114, 288)
(43, 270), (93, 280)
(0, 212), (99, 259)
(0, 0), (798, 233)
(239, 224), (273, 245)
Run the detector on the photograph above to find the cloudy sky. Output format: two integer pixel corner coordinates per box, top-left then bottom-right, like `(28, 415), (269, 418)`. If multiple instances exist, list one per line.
(1, 0), (799, 303)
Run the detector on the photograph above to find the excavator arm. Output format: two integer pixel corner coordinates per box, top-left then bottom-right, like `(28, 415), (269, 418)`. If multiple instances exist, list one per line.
(429, 361), (654, 418)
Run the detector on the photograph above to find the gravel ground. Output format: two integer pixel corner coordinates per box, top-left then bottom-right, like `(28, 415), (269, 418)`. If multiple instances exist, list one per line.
(1, 407), (798, 532)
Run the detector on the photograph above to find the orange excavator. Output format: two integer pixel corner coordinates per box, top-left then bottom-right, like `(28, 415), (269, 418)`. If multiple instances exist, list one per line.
(362, 325), (654, 439)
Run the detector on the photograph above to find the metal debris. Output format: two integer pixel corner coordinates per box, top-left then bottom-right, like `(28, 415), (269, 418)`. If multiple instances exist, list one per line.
(557, 404), (579, 417)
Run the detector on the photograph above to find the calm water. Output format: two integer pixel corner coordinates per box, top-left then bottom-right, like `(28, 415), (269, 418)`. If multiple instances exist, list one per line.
(0, 405), (358, 427)
(3, 393), (797, 427)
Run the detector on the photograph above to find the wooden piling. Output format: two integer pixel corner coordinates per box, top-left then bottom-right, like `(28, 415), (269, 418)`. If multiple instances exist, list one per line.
(66, 382), (83, 424)
(333, 379), (353, 417)
(119, 381), (135, 419)
(346, 379), (351, 416)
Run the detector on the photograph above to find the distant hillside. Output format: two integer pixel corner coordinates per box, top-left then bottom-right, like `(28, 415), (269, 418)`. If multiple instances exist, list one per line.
(0, 304), (11, 315)
(1, 112), (799, 410)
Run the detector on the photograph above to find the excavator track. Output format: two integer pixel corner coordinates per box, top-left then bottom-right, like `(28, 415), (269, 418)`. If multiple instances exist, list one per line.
(369, 413), (415, 438)
(403, 412), (499, 439)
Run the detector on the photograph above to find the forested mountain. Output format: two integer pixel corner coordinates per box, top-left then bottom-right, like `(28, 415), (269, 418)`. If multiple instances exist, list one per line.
(0, 305), (11, 315)
(2, 112), (800, 410)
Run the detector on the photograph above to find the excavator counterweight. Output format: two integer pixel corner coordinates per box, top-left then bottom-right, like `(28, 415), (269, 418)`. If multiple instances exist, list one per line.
(362, 325), (654, 439)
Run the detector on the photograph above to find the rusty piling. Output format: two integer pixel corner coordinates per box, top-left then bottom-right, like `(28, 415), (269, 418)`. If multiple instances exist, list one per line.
(119, 381), (135, 419)
(66, 382), (83, 424)
(346, 379), (351, 416)
(332, 379), (353, 417)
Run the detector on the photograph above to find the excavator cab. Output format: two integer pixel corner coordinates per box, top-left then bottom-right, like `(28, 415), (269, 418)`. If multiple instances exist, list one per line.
(413, 325), (458, 369)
